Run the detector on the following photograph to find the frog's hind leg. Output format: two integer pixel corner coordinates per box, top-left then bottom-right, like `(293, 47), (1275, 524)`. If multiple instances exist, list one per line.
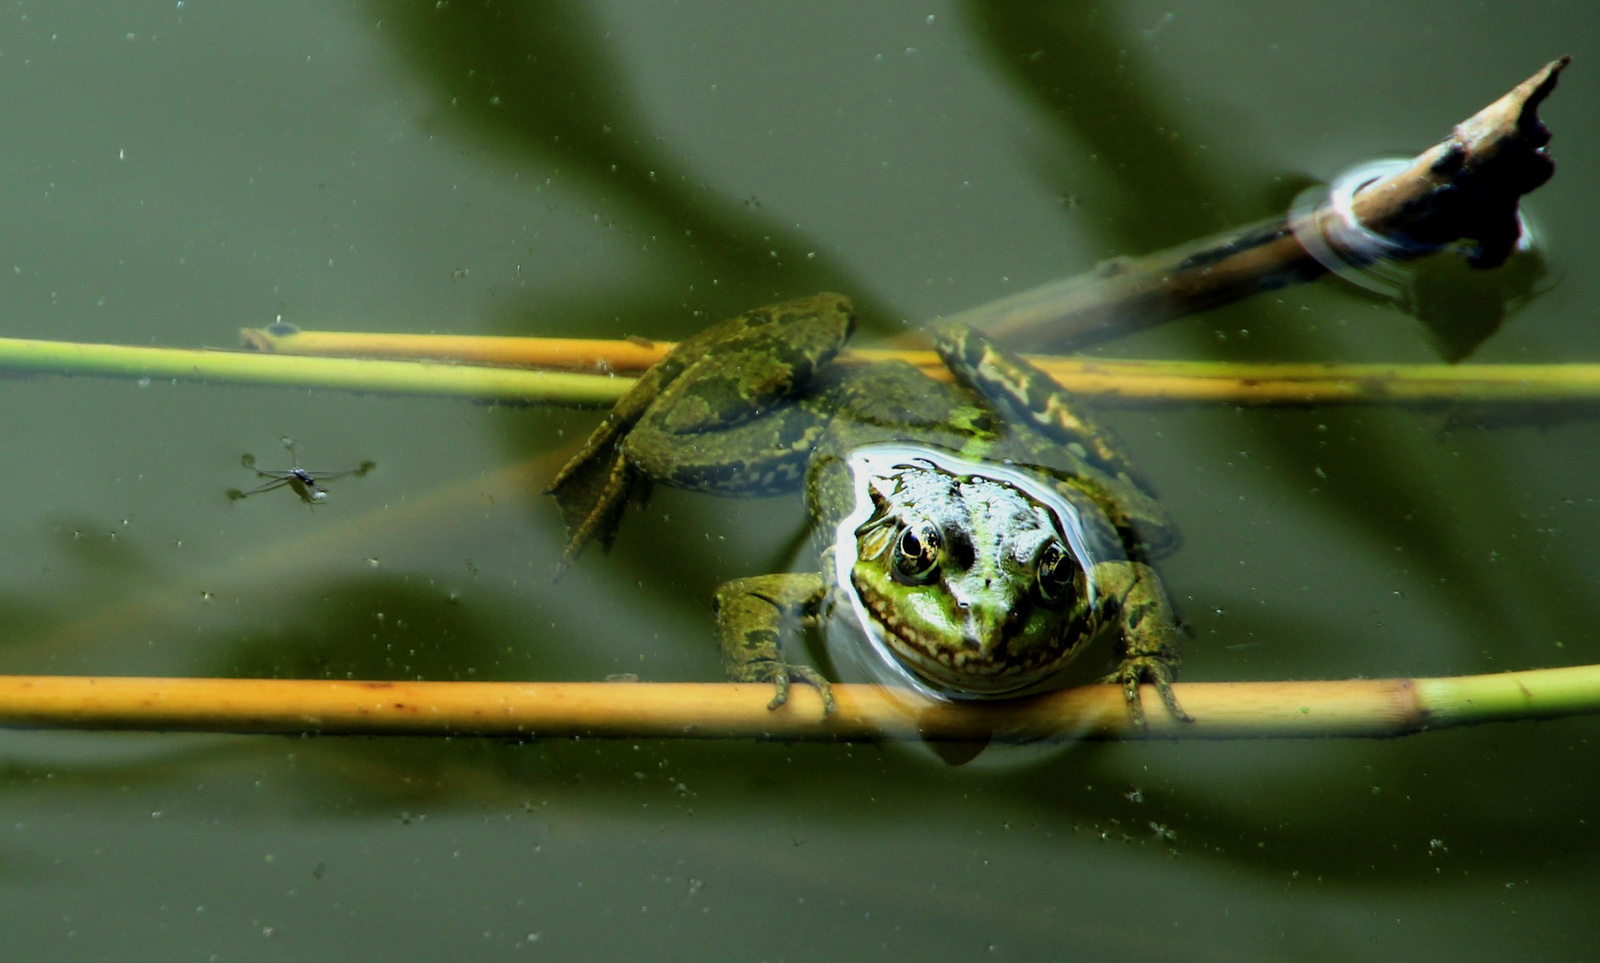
(547, 294), (854, 576)
(929, 320), (1178, 560)
(928, 321), (1150, 488)
(546, 352), (681, 577)
(713, 573), (834, 714)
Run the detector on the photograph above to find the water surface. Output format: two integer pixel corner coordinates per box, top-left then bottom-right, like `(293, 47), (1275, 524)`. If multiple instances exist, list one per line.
(1, 2), (1598, 959)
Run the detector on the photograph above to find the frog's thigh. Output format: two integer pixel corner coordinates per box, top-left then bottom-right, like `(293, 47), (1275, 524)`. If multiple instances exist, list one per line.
(622, 407), (820, 497)
(642, 347), (811, 437)
(932, 321), (1148, 483)
(712, 573), (832, 710)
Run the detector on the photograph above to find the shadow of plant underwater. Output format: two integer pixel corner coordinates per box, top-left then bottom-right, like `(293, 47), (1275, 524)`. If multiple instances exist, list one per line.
(372, 0), (881, 327)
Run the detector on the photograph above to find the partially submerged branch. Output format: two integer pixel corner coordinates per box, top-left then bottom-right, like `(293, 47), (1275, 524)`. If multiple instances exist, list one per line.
(0, 664), (1594, 741)
(963, 59), (1567, 351)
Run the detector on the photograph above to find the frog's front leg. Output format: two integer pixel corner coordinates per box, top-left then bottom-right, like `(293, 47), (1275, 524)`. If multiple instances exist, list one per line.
(1094, 560), (1193, 725)
(712, 572), (834, 714)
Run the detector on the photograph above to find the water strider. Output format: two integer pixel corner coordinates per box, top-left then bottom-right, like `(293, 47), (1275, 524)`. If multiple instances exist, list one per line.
(227, 438), (375, 505)
(548, 293), (1189, 724)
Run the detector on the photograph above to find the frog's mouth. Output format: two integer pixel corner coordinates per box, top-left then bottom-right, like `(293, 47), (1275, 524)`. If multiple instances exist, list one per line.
(849, 573), (1065, 696)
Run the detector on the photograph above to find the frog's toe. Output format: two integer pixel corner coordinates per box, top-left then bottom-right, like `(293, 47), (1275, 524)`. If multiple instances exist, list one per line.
(764, 671), (791, 711)
(1100, 658), (1192, 725)
(785, 664), (836, 715)
(742, 660), (835, 715)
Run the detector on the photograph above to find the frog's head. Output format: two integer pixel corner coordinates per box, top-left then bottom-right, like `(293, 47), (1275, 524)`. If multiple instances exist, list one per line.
(848, 465), (1094, 696)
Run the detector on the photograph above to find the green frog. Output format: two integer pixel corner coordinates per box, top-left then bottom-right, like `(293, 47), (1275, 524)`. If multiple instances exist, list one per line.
(547, 293), (1190, 724)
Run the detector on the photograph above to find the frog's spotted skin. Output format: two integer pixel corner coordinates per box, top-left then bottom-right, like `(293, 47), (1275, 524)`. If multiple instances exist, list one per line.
(548, 293), (1189, 724)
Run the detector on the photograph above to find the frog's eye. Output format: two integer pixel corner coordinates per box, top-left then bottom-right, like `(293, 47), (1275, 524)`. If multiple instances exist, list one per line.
(891, 521), (943, 585)
(1035, 541), (1078, 607)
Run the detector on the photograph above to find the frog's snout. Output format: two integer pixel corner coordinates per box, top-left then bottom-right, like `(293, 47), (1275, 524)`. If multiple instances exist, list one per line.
(956, 600), (1017, 657)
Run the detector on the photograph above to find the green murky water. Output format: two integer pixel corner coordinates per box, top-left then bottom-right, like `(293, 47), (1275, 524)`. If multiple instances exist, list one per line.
(2, 3), (1598, 959)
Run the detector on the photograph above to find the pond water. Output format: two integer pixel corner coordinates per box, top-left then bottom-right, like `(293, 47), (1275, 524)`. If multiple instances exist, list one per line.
(2, 2), (1598, 959)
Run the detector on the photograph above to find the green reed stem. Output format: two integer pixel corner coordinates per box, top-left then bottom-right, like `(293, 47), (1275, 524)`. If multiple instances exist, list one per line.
(0, 335), (623, 406)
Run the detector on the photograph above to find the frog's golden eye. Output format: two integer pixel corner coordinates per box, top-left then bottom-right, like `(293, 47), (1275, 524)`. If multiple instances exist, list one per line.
(1035, 541), (1077, 607)
(891, 521), (942, 585)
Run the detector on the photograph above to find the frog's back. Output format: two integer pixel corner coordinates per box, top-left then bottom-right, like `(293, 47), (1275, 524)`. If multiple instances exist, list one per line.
(802, 333), (1178, 563)
(802, 359), (996, 535)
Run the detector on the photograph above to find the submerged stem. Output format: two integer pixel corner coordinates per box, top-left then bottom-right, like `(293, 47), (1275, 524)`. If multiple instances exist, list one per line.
(0, 334), (623, 406)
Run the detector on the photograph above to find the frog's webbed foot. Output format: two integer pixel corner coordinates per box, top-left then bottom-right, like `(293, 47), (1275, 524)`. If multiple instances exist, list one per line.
(546, 434), (651, 579)
(713, 573), (833, 715)
(546, 357), (665, 579)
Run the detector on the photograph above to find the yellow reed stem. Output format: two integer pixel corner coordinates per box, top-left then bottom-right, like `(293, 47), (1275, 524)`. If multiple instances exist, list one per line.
(5, 330), (1599, 408)
(241, 326), (1600, 407)
(240, 325), (668, 371)
(0, 664), (1595, 742)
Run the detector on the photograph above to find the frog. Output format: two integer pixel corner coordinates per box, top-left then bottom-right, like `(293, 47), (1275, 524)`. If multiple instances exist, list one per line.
(547, 292), (1190, 725)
